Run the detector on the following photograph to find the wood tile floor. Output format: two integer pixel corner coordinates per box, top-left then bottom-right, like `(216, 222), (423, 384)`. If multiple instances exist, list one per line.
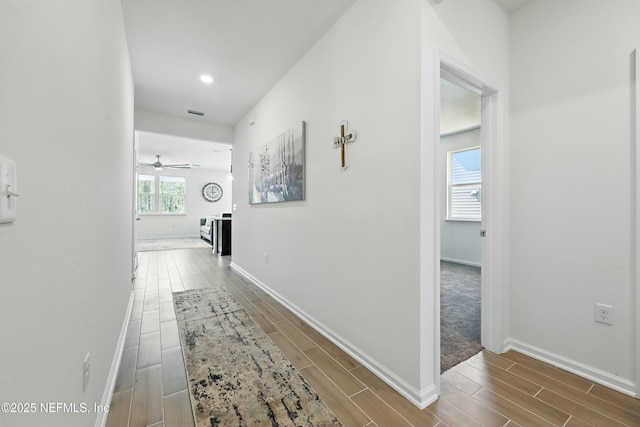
(106, 248), (640, 427)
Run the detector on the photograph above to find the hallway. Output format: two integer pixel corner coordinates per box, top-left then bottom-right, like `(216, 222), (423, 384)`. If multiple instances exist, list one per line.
(107, 249), (640, 427)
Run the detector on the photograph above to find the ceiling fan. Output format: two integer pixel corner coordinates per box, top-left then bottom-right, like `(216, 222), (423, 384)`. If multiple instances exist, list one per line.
(140, 154), (198, 170)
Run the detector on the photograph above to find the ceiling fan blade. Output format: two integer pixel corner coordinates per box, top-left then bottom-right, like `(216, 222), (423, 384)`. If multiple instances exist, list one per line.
(165, 166), (191, 170)
(164, 164), (191, 168)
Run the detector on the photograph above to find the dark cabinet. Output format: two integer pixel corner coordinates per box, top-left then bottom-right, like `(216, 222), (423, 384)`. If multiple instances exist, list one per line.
(216, 219), (232, 255)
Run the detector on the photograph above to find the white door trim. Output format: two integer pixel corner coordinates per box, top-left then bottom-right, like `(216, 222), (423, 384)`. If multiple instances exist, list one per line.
(132, 130), (140, 283)
(633, 48), (640, 397)
(420, 49), (506, 399)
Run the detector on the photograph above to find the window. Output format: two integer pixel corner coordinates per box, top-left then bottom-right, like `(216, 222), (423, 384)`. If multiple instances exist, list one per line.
(137, 174), (155, 214)
(137, 175), (186, 214)
(448, 147), (481, 221)
(160, 176), (186, 214)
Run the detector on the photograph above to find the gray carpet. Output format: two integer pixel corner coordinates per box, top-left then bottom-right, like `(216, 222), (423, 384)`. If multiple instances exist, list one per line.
(173, 288), (342, 427)
(138, 238), (211, 251)
(441, 261), (482, 373)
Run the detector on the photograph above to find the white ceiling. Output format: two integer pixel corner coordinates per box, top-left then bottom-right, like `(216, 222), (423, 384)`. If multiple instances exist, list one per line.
(124, 0), (528, 166)
(122, 0), (357, 126)
(440, 79), (481, 136)
(137, 131), (232, 171)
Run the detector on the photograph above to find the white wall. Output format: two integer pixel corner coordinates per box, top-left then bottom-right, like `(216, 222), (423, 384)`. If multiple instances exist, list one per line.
(233, 0), (425, 403)
(137, 165), (232, 239)
(135, 109), (233, 143)
(231, 0), (508, 406)
(440, 129), (482, 266)
(508, 0), (640, 393)
(0, 1), (134, 426)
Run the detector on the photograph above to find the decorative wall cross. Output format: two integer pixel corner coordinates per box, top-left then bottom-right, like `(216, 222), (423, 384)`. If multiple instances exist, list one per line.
(333, 120), (357, 170)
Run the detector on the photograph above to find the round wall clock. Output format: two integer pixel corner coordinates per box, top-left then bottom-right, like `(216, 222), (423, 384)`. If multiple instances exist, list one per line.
(202, 182), (223, 202)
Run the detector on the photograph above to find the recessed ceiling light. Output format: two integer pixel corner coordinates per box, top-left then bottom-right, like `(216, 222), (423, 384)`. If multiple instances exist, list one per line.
(200, 74), (214, 84)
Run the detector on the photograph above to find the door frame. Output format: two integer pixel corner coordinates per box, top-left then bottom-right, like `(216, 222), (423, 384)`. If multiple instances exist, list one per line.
(420, 49), (506, 398)
(132, 130), (140, 283)
(633, 48), (640, 397)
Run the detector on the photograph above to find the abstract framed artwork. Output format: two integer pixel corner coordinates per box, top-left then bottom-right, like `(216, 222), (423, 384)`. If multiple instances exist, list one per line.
(248, 122), (305, 204)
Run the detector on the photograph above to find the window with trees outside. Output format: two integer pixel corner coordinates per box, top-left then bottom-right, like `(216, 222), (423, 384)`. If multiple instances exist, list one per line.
(159, 176), (186, 214)
(447, 147), (481, 221)
(137, 174), (155, 214)
(137, 175), (186, 214)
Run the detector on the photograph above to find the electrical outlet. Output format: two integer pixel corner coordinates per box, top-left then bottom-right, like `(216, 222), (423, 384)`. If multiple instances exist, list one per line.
(83, 353), (90, 392)
(264, 252), (268, 263)
(595, 303), (613, 325)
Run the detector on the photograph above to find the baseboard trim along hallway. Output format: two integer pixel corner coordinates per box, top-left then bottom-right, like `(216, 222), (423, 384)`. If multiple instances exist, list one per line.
(229, 261), (437, 409)
(105, 250), (640, 427)
(504, 338), (638, 398)
(98, 292), (135, 427)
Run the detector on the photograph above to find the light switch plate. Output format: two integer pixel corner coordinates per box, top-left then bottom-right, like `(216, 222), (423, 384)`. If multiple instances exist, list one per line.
(0, 157), (18, 224)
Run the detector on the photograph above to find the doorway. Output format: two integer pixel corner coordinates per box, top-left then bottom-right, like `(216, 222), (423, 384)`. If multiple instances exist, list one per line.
(132, 130), (140, 282)
(421, 52), (506, 393)
(439, 78), (483, 372)
(133, 130), (233, 252)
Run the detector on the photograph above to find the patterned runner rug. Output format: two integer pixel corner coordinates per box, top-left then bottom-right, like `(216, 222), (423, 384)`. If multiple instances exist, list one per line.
(173, 288), (342, 427)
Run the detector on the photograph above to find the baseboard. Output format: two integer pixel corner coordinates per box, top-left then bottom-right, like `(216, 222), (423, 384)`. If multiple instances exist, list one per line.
(95, 292), (135, 427)
(440, 257), (481, 268)
(229, 262), (437, 409)
(504, 338), (638, 397)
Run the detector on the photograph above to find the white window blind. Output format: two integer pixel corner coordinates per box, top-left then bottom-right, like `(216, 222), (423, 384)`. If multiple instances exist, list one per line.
(448, 147), (481, 220)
